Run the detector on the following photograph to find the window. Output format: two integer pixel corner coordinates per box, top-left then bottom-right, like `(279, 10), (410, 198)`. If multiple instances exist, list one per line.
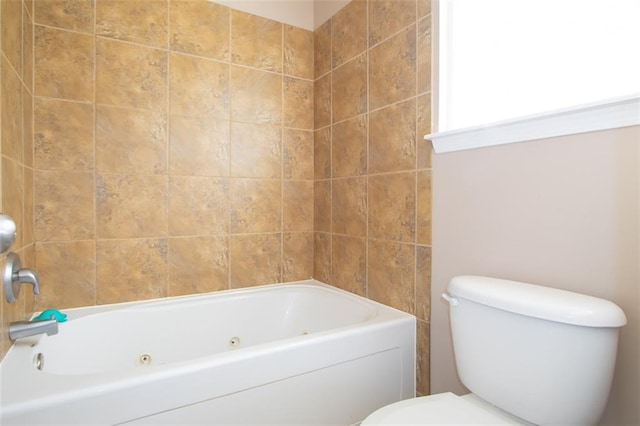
(428, 0), (640, 152)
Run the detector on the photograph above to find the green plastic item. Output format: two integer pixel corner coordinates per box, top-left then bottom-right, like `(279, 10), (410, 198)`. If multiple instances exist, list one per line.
(33, 308), (67, 323)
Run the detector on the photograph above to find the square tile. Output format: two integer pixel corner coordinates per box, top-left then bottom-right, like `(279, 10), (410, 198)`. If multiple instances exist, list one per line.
(35, 98), (94, 171)
(96, 105), (166, 174)
(35, 26), (94, 102)
(96, 38), (166, 110)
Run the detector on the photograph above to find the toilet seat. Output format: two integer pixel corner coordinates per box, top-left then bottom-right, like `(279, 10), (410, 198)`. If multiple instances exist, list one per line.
(362, 392), (528, 425)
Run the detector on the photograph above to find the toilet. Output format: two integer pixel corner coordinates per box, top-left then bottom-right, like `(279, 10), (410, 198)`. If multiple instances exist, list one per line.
(363, 276), (627, 425)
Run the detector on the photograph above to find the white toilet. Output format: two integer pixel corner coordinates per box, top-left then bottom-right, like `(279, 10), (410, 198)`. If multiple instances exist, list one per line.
(363, 276), (627, 425)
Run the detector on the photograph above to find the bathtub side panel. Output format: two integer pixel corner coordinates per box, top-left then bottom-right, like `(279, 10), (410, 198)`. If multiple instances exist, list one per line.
(122, 350), (402, 425)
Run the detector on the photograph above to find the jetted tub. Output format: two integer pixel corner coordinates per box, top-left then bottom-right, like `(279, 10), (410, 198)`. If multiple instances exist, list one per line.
(0, 280), (415, 425)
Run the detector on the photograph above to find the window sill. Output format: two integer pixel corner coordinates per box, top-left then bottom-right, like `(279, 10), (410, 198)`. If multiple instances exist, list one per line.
(425, 95), (640, 153)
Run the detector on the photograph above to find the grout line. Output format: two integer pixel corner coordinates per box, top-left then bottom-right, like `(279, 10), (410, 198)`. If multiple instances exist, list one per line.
(166, 0), (171, 297)
(92, 0), (98, 307)
(328, 16), (334, 286)
(280, 22), (285, 283)
(414, 0), (419, 318)
(227, 8), (233, 290)
(364, 0), (370, 299)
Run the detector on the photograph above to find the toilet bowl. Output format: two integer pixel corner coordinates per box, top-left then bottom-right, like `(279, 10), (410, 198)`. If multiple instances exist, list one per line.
(363, 276), (626, 425)
(362, 392), (530, 425)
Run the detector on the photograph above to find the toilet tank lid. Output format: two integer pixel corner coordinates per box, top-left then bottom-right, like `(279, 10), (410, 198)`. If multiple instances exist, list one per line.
(447, 276), (627, 327)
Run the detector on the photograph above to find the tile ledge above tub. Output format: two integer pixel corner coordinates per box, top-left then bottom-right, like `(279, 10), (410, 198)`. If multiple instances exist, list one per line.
(425, 94), (640, 153)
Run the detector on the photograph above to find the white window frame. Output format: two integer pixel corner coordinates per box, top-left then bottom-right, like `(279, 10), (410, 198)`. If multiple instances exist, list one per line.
(426, 0), (640, 154)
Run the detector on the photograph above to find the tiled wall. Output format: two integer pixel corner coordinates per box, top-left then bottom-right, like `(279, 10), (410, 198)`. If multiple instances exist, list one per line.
(1, 0), (36, 357)
(312, 0), (432, 395)
(29, 0), (314, 308)
(1, 0), (432, 396)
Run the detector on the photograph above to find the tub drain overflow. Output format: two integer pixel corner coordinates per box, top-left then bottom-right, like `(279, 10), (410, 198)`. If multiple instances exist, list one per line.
(228, 336), (241, 349)
(34, 352), (44, 371)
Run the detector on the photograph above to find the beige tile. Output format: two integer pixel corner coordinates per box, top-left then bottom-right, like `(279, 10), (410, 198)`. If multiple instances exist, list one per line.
(314, 127), (331, 179)
(34, 170), (95, 241)
(169, 52), (229, 118)
(368, 239), (415, 314)
(230, 66), (281, 124)
(25, 0), (34, 19)
(332, 177), (367, 237)
(417, 17), (432, 94)
(96, 105), (166, 174)
(96, 38), (166, 111)
(168, 176), (229, 236)
(2, 0), (22, 76)
(418, 0), (432, 18)
(416, 245), (431, 322)
(283, 129), (313, 180)
(168, 236), (229, 296)
(231, 10), (282, 72)
(369, 26), (416, 110)
(96, 173), (168, 239)
(230, 179), (281, 234)
(314, 19), (331, 78)
(35, 98), (94, 171)
(369, 172), (416, 242)
(313, 232), (331, 283)
(22, 167), (34, 246)
(284, 77), (313, 130)
(97, 0), (168, 48)
(23, 86), (34, 168)
(331, 235), (366, 296)
(417, 170), (432, 245)
(2, 158), (24, 249)
(314, 180), (331, 233)
(23, 3), (33, 91)
(169, 115), (229, 177)
(416, 319), (430, 395)
(283, 232), (313, 282)
(230, 234), (282, 288)
(283, 180), (313, 232)
(1, 57), (23, 162)
(169, 0), (230, 61)
(332, 115), (367, 178)
(34, 25), (94, 102)
(332, 53), (367, 123)
(332, 0), (367, 68)
(314, 73), (331, 129)
(35, 241), (96, 310)
(369, 0), (416, 46)
(96, 238), (168, 304)
(34, 0), (94, 33)
(417, 93), (432, 169)
(284, 25), (313, 79)
(230, 122), (281, 178)
(369, 98), (416, 173)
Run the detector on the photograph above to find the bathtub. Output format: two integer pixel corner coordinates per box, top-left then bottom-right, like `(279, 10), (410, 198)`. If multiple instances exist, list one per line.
(0, 280), (415, 425)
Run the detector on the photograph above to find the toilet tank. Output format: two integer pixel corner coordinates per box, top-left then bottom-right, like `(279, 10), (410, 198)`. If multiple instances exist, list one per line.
(445, 276), (627, 426)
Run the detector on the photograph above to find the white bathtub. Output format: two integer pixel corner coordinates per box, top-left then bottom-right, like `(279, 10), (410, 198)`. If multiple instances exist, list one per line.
(0, 280), (415, 425)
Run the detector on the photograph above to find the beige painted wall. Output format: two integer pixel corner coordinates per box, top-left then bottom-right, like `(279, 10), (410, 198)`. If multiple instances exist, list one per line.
(431, 126), (639, 425)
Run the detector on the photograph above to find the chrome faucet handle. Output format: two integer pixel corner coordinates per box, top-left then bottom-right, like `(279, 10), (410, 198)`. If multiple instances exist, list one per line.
(16, 268), (40, 295)
(3, 252), (41, 303)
